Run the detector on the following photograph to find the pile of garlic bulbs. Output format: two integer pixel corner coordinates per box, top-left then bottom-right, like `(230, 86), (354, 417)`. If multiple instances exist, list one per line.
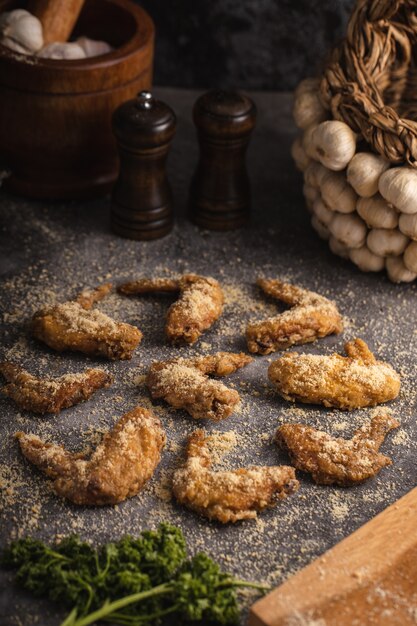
(292, 78), (417, 283)
(0, 9), (112, 59)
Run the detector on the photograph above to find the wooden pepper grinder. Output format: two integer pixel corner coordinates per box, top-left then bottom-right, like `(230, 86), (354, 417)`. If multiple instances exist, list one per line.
(111, 91), (176, 240)
(188, 89), (256, 230)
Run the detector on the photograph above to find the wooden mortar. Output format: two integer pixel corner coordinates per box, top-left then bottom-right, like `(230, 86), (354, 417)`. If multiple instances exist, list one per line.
(0, 0), (154, 199)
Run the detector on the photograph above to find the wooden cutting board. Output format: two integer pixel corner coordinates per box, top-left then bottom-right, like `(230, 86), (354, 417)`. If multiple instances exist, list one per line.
(249, 486), (417, 625)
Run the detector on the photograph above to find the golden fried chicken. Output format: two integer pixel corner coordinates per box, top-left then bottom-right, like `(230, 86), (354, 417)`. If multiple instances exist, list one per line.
(246, 279), (343, 355)
(146, 352), (252, 421)
(118, 274), (224, 344)
(31, 284), (142, 360)
(268, 338), (401, 409)
(0, 362), (112, 414)
(173, 429), (299, 523)
(276, 413), (399, 486)
(16, 407), (166, 505)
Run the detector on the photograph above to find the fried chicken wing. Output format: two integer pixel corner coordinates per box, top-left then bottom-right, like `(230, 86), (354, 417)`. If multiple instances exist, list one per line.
(146, 352), (252, 421)
(246, 279), (343, 355)
(16, 407), (166, 505)
(173, 429), (299, 523)
(0, 362), (112, 414)
(31, 284), (142, 360)
(268, 338), (401, 409)
(118, 273), (224, 344)
(275, 413), (399, 486)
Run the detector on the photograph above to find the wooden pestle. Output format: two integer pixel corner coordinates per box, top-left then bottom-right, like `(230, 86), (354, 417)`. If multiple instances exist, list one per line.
(27, 0), (86, 44)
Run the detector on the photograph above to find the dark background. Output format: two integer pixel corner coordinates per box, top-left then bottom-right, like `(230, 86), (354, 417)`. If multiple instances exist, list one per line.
(136, 0), (355, 90)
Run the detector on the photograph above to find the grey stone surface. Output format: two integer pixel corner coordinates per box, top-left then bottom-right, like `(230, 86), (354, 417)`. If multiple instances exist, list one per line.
(136, 0), (355, 90)
(0, 89), (416, 626)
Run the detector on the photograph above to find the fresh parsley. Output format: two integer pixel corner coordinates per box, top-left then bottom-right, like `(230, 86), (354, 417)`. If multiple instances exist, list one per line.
(2, 523), (268, 625)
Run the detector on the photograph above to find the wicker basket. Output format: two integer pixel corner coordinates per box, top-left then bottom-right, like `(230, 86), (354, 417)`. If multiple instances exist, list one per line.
(292, 0), (417, 282)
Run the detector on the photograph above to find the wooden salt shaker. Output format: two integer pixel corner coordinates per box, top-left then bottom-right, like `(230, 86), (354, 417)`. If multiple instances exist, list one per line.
(111, 91), (176, 240)
(188, 89), (256, 230)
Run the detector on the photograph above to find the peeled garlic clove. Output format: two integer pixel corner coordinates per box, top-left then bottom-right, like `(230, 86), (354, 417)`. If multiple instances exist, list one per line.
(349, 246), (384, 272)
(320, 170), (357, 213)
(329, 235), (350, 259)
(399, 212), (417, 240)
(312, 121), (356, 171)
(304, 161), (327, 189)
(303, 183), (319, 207)
(379, 167), (417, 214)
(356, 194), (398, 229)
(291, 136), (311, 172)
(386, 256), (417, 283)
(293, 89), (327, 130)
(311, 215), (330, 240)
(76, 36), (113, 58)
(312, 197), (333, 226)
(329, 213), (367, 249)
(367, 228), (409, 257)
(1, 35), (28, 53)
(346, 153), (390, 197)
(403, 241), (417, 273)
(39, 42), (87, 60)
(0, 9), (43, 53)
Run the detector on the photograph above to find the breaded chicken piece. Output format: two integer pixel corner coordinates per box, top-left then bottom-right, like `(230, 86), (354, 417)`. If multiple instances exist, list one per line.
(268, 338), (401, 409)
(118, 274), (224, 344)
(246, 279), (343, 355)
(31, 284), (142, 360)
(173, 429), (299, 523)
(16, 407), (166, 505)
(0, 362), (112, 414)
(276, 413), (399, 486)
(146, 352), (252, 421)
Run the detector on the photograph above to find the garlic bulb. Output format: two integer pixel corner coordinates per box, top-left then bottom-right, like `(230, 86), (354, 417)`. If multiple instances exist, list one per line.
(294, 78), (320, 99)
(320, 171), (357, 213)
(386, 256), (417, 283)
(302, 124), (319, 160)
(367, 228), (408, 257)
(311, 215), (330, 240)
(312, 197), (333, 226)
(303, 183), (319, 207)
(349, 246), (384, 272)
(0, 9), (43, 54)
(76, 37), (113, 58)
(329, 235), (350, 259)
(329, 213), (367, 248)
(399, 213), (417, 241)
(311, 121), (356, 171)
(304, 161), (327, 189)
(38, 42), (87, 60)
(356, 194), (398, 229)
(403, 241), (417, 273)
(379, 167), (417, 214)
(346, 153), (389, 197)
(291, 136), (311, 172)
(293, 89), (327, 130)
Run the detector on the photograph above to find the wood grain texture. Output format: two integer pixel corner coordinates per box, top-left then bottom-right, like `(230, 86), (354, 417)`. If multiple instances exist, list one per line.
(27, 0), (86, 43)
(249, 486), (417, 626)
(0, 0), (154, 199)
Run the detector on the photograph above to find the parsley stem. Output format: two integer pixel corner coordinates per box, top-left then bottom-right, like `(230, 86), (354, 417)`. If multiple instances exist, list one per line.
(226, 579), (271, 592)
(66, 583), (171, 626)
